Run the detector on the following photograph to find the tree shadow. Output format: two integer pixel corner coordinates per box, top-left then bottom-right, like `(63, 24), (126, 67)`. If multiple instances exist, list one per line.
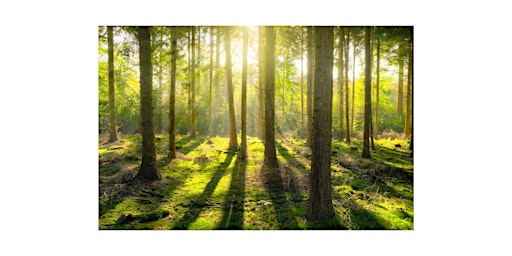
(172, 152), (235, 229)
(176, 136), (207, 155)
(332, 192), (385, 230)
(217, 155), (247, 229)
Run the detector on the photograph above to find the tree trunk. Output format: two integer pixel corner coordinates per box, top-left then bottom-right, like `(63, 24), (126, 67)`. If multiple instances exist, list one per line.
(107, 26), (118, 142)
(214, 28), (221, 136)
(397, 44), (404, 117)
(136, 26), (159, 180)
(374, 36), (380, 139)
(409, 31), (413, 156)
(258, 26), (265, 140)
(344, 28), (351, 143)
(240, 27), (248, 160)
(362, 26), (372, 159)
(168, 26), (178, 160)
(187, 30), (191, 135)
(338, 27), (344, 140)
(156, 62), (163, 133)
(225, 27), (238, 150)
(405, 39), (413, 139)
(351, 33), (356, 138)
(308, 26), (335, 221)
(191, 27), (197, 137)
(209, 27), (214, 138)
(263, 26), (279, 169)
(300, 27), (304, 138)
(306, 27), (313, 148)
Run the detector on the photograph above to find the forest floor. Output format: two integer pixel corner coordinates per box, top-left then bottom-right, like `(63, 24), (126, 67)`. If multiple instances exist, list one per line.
(98, 134), (413, 230)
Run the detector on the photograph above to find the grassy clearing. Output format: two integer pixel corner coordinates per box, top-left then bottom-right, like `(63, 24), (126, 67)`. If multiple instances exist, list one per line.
(99, 134), (413, 230)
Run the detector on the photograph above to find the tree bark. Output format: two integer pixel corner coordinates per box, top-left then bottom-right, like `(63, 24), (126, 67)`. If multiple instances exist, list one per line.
(306, 27), (314, 148)
(214, 28), (221, 136)
(136, 26), (159, 180)
(300, 27), (304, 138)
(107, 26), (118, 142)
(263, 26), (279, 169)
(362, 26), (372, 159)
(308, 26), (335, 221)
(344, 28), (351, 143)
(209, 27), (214, 138)
(258, 26), (265, 141)
(397, 44), (404, 118)
(225, 27), (238, 150)
(338, 27), (344, 140)
(190, 27), (197, 137)
(240, 27), (248, 160)
(374, 35), (380, 139)
(351, 32), (356, 138)
(168, 26), (178, 160)
(405, 38), (413, 139)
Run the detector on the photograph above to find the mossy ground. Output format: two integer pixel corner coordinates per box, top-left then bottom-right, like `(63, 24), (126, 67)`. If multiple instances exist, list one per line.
(99, 134), (413, 230)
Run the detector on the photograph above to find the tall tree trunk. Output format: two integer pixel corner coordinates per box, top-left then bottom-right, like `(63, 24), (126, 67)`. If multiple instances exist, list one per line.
(344, 28), (351, 143)
(263, 26), (279, 169)
(374, 36), (380, 139)
(107, 26), (118, 142)
(156, 62), (163, 133)
(397, 44), (404, 118)
(240, 27), (249, 160)
(308, 26), (335, 221)
(362, 26), (372, 159)
(306, 27), (314, 148)
(225, 27), (238, 150)
(351, 34), (356, 138)
(187, 30), (191, 135)
(168, 26), (178, 160)
(209, 27), (213, 138)
(191, 27), (197, 137)
(409, 30), (413, 155)
(214, 28), (220, 136)
(405, 39), (413, 139)
(258, 26), (265, 140)
(300, 27), (304, 138)
(338, 27), (344, 140)
(136, 26), (159, 180)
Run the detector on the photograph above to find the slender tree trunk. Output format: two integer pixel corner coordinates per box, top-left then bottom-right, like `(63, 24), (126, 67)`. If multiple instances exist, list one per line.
(300, 27), (304, 138)
(405, 40), (412, 139)
(240, 27), (249, 160)
(136, 26), (159, 180)
(258, 26), (265, 140)
(156, 62), (163, 133)
(168, 26), (178, 160)
(362, 26), (372, 159)
(338, 27), (344, 140)
(191, 27), (197, 137)
(409, 31), (413, 155)
(306, 27), (313, 148)
(374, 36), (380, 139)
(351, 35), (356, 138)
(397, 44), (404, 118)
(209, 27), (213, 138)
(308, 26), (335, 221)
(214, 28), (220, 136)
(263, 26), (279, 169)
(225, 27), (238, 150)
(107, 26), (118, 142)
(187, 30), (191, 135)
(344, 28), (351, 143)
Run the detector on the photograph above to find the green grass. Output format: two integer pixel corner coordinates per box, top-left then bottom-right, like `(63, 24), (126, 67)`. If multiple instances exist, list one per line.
(99, 134), (413, 230)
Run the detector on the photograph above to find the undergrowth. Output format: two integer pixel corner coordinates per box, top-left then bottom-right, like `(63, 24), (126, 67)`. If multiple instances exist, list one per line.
(99, 134), (413, 230)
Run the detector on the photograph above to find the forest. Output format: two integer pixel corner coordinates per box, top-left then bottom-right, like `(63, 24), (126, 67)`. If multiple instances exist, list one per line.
(98, 26), (413, 230)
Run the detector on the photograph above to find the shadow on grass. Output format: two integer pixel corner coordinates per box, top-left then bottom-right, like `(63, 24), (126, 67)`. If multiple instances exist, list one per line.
(176, 136), (207, 155)
(172, 152), (235, 229)
(217, 155), (247, 229)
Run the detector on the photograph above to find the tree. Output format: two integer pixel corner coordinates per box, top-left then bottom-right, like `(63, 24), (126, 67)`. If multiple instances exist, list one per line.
(190, 27), (197, 137)
(405, 31), (413, 139)
(344, 27), (351, 143)
(337, 27), (345, 140)
(362, 26), (372, 159)
(240, 27), (249, 160)
(351, 29), (356, 138)
(225, 27), (238, 150)
(107, 26), (118, 142)
(258, 26), (265, 140)
(136, 26), (159, 180)
(168, 26), (178, 160)
(300, 27), (305, 138)
(397, 43), (404, 117)
(263, 26), (279, 169)
(374, 31), (381, 139)
(305, 27), (313, 148)
(309, 26), (335, 221)
(209, 27), (214, 138)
